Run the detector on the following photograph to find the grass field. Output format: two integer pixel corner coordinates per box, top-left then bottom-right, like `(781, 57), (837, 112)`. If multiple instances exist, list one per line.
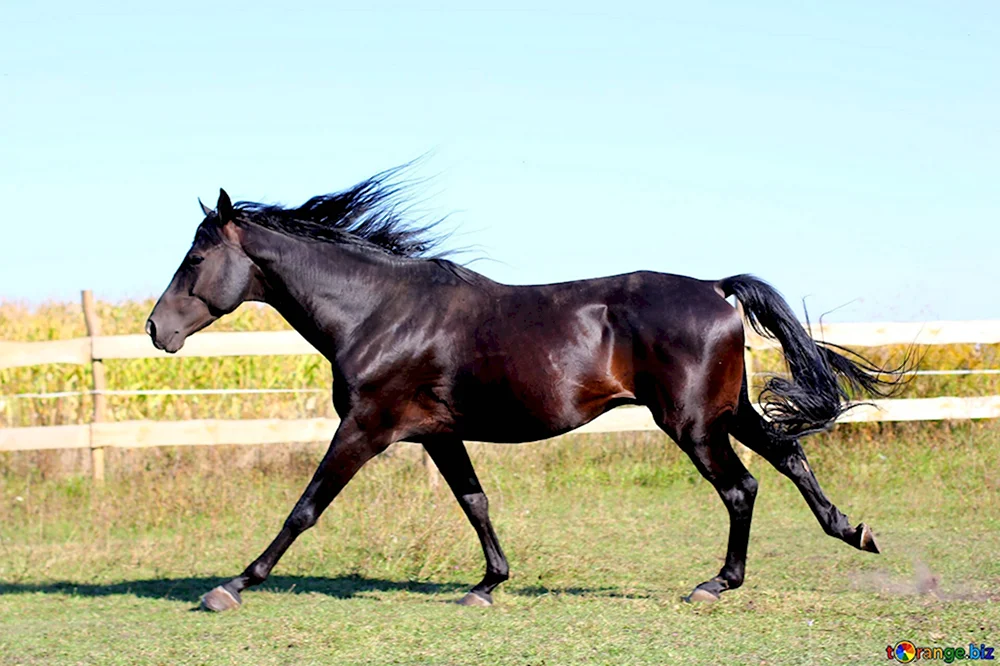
(1, 423), (998, 665)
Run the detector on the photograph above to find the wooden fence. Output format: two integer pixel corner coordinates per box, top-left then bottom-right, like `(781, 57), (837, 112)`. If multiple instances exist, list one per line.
(2, 292), (1000, 481)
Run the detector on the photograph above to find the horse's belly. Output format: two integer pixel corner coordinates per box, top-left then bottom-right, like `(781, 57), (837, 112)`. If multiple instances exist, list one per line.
(451, 372), (625, 444)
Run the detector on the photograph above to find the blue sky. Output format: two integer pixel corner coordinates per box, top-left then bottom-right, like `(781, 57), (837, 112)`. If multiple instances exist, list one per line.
(2, 1), (997, 322)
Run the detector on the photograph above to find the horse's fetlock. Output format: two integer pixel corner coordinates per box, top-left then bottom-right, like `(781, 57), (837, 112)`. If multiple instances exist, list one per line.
(247, 562), (270, 586)
(722, 571), (745, 590)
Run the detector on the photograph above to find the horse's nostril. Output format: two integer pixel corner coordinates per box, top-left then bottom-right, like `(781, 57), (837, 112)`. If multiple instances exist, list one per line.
(146, 319), (155, 338)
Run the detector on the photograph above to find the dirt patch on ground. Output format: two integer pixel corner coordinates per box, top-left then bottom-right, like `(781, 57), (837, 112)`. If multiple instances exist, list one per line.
(850, 559), (996, 602)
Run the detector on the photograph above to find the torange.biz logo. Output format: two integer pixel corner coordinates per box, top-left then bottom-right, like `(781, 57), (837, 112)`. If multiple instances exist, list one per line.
(887, 641), (995, 662)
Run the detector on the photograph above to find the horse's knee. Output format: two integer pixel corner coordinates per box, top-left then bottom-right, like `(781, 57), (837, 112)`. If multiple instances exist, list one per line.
(722, 473), (758, 516)
(285, 503), (318, 534)
(461, 492), (489, 519)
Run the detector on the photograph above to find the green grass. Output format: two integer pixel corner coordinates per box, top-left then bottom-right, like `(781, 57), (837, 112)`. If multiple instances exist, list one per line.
(2, 424), (999, 664)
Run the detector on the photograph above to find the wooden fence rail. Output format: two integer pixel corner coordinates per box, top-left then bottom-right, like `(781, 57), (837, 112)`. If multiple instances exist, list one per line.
(2, 291), (999, 481)
(5, 320), (1000, 371)
(3, 395), (1000, 455)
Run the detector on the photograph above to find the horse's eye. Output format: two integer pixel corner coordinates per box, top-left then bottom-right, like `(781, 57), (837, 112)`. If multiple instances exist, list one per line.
(187, 255), (204, 266)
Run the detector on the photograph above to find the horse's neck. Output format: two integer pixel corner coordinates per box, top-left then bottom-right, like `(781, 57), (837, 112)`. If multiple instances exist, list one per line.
(242, 227), (399, 359)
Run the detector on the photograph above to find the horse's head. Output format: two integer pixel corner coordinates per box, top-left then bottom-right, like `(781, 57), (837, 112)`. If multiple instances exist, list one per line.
(147, 189), (262, 353)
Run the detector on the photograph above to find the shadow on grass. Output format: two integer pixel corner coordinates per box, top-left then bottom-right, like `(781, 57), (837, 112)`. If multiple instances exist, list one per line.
(0, 576), (653, 605)
(510, 585), (653, 599)
(0, 574), (467, 605)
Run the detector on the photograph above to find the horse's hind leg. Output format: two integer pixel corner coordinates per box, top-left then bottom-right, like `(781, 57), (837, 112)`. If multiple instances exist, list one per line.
(423, 438), (509, 606)
(662, 417), (759, 602)
(729, 379), (879, 553)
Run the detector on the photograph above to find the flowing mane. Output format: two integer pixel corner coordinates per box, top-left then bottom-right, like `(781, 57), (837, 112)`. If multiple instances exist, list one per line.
(230, 164), (449, 259)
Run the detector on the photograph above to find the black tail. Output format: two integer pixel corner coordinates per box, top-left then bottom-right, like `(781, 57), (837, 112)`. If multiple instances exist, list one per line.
(718, 274), (909, 439)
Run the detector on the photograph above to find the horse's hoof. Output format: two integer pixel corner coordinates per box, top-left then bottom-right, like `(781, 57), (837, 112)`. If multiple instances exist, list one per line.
(683, 587), (720, 603)
(857, 523), (880, 554)
(456, 591), (493, 607)
(200, 586), (242, 612)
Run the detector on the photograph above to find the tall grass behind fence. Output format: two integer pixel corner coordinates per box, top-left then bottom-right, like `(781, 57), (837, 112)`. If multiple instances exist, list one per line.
(0, 300), (334, 428)
(752, 343), (1000, 398)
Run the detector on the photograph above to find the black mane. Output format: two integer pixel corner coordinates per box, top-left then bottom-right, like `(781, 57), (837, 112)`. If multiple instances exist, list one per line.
(230, 164), (449, 259)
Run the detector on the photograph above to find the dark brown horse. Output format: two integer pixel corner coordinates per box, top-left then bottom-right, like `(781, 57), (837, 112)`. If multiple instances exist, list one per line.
(146, 166), (901, 611)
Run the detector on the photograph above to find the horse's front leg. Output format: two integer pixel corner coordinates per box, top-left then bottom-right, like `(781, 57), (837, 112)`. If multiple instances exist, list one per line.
(423, 438), (509, 606)
(201, 416), (390, 611)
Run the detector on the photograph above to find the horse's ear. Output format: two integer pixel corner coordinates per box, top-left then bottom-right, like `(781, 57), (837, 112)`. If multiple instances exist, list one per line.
(217, 188), (234, 224)
(199, 198), (213, 217)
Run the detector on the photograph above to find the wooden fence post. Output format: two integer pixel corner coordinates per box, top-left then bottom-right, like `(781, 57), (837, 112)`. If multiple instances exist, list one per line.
(744, 345), (756, 405)
(422, 448), (441, 489)
(733, 302), (755, 468)
(81, 290), (106, 483)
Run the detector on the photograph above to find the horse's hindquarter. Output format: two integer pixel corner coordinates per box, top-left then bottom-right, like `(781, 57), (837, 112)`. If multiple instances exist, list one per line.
(620, 273), (746, 431)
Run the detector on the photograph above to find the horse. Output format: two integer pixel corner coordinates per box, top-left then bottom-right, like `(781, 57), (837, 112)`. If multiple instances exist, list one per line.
(146, 165), (903, 611)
